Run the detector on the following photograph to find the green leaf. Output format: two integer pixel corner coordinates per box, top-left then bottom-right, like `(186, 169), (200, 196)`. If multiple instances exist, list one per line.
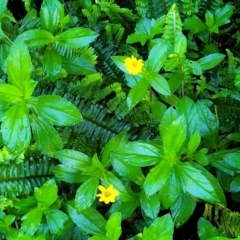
(112, 141), (162, 167)
(144, 160), (173, 196)
(18, 29), (54, 47)
(187, 61), (202, 75)
(0, 84), (23, 103)
(149, 73), (171, 95)
(75, 177), (99, 212)
(55, 149), (91, 170)
(0, 0), (7, 18)
(145, 40), (168, 72)
(197, 218), (219, 240)
(106, 212), (122, 240)
(176, 162), (222, 204)
(126, 79), (149, 109)
(188, 132), (201, 153)
(30, 114), (63, 156)
(67, 202), (106, 235)
(230, 175), (240, 193)
(40, 0), (64, 34)
(43, 48), (62, 80)
(2, 101), (31, 153)
(34, 180), (58, 208)
(214, 4), (234, 28)
(63, 57), (96, 75)
(140, 192), (160, 219)
(21, 208), (43, 236)
(174, 33), (187, 56)
(197, 53), (225, 71)
(7, 38), (32, 93)
(196, 101), (219, 148)
(205, 11), (216, 32)
(46, 209), (69, 235)
(127, 33), (149, 46)
(55, 27), (98, 48)
(142, 214), (174, 240)
(162, 115), (187, 159)
(183, 15), (207, 34)
(28, 95), (82, 126)
(171, 193), (196, 227)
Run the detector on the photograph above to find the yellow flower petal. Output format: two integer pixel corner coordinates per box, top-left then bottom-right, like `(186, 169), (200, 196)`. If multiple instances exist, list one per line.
(124, 56), (144, 75)
(96, 184), (119, 204)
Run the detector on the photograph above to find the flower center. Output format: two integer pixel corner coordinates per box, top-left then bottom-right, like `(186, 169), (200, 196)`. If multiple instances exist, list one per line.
(132, 62), (138, 67)
(104, 191), (111, 197)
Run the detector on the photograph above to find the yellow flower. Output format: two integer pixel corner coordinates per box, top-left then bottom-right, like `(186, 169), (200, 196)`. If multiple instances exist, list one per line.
(96, 185), (119, 204)
(124, 55), (144, 75)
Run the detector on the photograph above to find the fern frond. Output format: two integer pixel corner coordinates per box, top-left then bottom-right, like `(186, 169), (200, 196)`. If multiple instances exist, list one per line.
(163, 4), (182, 44)
(179, 0), (201, 16)
(0, 156), (55, 198)
(148, 0), (176, 18)
(198, 0), (223, 18)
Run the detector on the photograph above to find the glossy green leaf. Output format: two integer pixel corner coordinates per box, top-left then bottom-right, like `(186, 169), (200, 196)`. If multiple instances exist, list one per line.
(230, 175), (240, 193)
(140, 192), (160, 219)
(63, 57), (96, 75)
(196, 101), (219, 148)
(174, 33), (187, 56)
(52, 164), (83, 183)
(187, 60), (202, 75)
(126, 79), (149, 109)
(176, 162), (223, 204)
(112, 141), (162, 167)
(160, 107), (178, 136)
(191, 148), (209, 166)
(7, 39), (32, 92)
(18, 29), (54, 47)
(214, 4), (234, 28)
(197, 53), (225, 71)
(55, 27), (98, 48)
(30, 114), (63, 156)
(2, 101), (31, 153)
(0, 0), (7, 17)
(183, 15), (207, 34)
(188, 132), (201, 153)
(158, 170), (182, 209)
(40, 0), (64, 34)
(171, 193), (196, 227)
(43, 48), (62, 80)
(145, 39), (168, 72)
(142, 214), (174, 240)
(149, 73), (171, 95)
(67, 202), (106, 235)
(34, 180), (58, 208)
(0, 84), (23, 103)
(162, 115), (187, 159)
(46, 209), (69, 234)
(106, 212), (122, 240)
(111, 56), (128, 73)
(21, 208), (43, 236)
(127, 33), (149, 46)
(144, 160), (173, 196)
(55, 149), (91, 170)
(75, 177), (99, 212)
(197, 218), (219, 240)
(28, 95), (82, 126)
(205, 11), (216, 32)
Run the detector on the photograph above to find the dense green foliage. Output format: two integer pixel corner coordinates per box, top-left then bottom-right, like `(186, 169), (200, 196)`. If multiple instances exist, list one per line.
(0, 0), (240, 239)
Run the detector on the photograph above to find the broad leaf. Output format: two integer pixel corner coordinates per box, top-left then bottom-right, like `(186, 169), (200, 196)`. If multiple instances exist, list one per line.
(30, 114), (63, 156)
(214, 4), (234, 28)
(142, 214), (174, 240)
(55, 28), (98, 48)
(0, 0), (7, 18)
(19, 29), (54, 47)
(144, 160), (173, 196)
(46, 209), (69, 235)
(21, 208), (43, 236)
(28, 95), (82, 126)
(40, 0), (64, 34)
(75, 177), (99, 212)
(34, 180), (58, 208)
(197, 53), (225, 71)
(106, 212), (122, 240)
(198, 218), (219, 240)
(55, 149), (91, 170)
(7, 38), (32, 93)
(183, 15), (207, 34)
(149, 73), (171, 95)
(126, 79), (149, 109)
(145, 39), (168, 72)
(43, 48), (62, 79)
(0, 84), (23, 103)
(174, 33), (187, 56)
(171, 193), (196, 227)
(140, 192), (160, 219)
(112, 141), (162, 167)
(230, 175), (240, 193)
(2, 101), (31, 153)
(67, 202), (106, 235)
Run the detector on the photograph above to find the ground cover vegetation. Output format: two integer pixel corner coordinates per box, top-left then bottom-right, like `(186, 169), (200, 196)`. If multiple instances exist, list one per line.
(0, 0), (240, 239)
